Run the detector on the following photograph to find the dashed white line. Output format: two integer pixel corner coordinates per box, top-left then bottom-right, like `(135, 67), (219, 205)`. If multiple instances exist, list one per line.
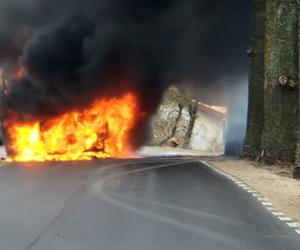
(266, 206), (277, 211)
(272, 212), (285, 216)
(257, 197), (268, 201)
(287, 222), (300, 228)
(262, 202), (273, 206)
(235, 182), (243, 185)
(278, 217), (292, 222)
(199, 160), (300, 237)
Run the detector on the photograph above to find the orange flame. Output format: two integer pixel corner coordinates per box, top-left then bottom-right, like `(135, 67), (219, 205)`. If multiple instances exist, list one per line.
(4, 93), (140, 162)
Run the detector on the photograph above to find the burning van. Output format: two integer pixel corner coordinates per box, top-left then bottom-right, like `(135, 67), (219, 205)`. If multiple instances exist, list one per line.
(1, 70), (143, 162)
(0, 70), (8, 148)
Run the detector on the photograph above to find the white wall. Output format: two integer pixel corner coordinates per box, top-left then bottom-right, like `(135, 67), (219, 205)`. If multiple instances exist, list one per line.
(189, 112), (225, 152)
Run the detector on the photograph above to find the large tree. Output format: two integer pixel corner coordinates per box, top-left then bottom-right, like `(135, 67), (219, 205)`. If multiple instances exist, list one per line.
(244, 0), (300, 177)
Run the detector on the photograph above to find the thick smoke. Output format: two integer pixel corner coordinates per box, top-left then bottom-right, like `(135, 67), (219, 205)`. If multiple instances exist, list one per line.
(225, 77), (248, 155)
(0, 0), (250, 150)
(4, 0), (172, 118)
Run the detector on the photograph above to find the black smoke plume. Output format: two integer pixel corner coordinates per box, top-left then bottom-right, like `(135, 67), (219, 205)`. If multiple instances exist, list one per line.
(0, 0), (250, 149)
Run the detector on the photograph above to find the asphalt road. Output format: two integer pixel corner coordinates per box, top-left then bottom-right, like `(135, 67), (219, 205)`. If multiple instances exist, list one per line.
(0, 157), (299, 250)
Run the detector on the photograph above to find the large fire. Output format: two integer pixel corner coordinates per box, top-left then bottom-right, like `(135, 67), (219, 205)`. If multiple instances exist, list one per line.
(4, 93), (140, 162)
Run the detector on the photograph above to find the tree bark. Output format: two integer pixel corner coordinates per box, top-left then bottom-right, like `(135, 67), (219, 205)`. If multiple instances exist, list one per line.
(160, 104), (184, 146)
(261, 0), (298, 163)
(244, 0), (266, 158)
(243, 0), (300, 177)
(184, 103), (197, 148)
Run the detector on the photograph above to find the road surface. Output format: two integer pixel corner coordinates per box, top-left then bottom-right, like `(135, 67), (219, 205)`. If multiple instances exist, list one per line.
(0, 157), (299, 250)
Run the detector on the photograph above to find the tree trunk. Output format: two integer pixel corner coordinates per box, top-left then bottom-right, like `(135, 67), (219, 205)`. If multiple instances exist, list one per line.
(261, 0), (298, 163)
(243, 0), (266, 158)
(184, 103), (197, 148)
(161, 104), (184, 145)
(244, 0), (300, 170)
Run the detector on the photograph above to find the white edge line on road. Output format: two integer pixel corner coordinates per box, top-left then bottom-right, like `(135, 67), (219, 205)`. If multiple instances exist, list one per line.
(262, 202), (273, 206)
(287, 222), (300, 228)
(266, 206), (277, 212)
(199, 160), (300, 237)
(278, 216), (292, 221)
(272, 212), (285, 216)
(257, 197), (269, 202)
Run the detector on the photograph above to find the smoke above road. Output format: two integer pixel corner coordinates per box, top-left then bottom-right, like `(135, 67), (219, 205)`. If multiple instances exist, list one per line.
(0, 0), (250, 152)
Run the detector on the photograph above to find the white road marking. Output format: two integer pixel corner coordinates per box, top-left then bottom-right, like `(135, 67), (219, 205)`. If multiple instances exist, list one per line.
(262, 202), (272, 206)
(278, 217), (292, 222)
(258, 197), (269, 202)
(272, 212), (284, 216)
(199, 160), (300, 237)
(266, 207), (277, 211)
(235, 181), (243, 184)
(287, 222), (300, 228)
